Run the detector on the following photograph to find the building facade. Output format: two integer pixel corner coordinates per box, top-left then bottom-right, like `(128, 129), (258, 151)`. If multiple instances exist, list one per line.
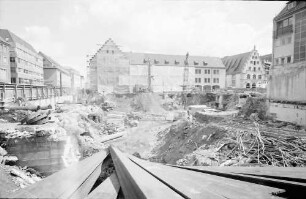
(0, 29), (44, 85)
(268, 1), (306, 126)
(222, 47), (268, 89)
(39, 52), (71, 89)
(87, 39), (226, 94)
(0, 36), (10, 83)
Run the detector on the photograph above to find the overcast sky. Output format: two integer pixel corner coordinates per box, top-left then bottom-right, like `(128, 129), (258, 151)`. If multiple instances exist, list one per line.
(0, 0), (285, 75)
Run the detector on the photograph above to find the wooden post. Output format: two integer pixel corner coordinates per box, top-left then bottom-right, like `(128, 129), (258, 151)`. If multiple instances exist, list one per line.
(14, 84), (17, 100)
(2, 84), (6, 101)
(30, 85), (33, 100)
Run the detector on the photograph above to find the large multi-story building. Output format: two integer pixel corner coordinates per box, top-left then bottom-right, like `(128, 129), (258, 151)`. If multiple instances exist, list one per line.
(268, 1), (306, 126)
(0, 29), (44, 85)
(222, 47), (268, 89)
(39, 52), (71, 89)
(0, 36), (10, 83)
(87, 39), (226, 93)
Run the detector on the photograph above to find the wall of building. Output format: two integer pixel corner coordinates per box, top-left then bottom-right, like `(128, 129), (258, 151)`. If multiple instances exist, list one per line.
(0, 41), (10, 83)
(268, 61), (306, 102)
(269, 102), (306, 127)
(44, 68), (59, 87)
(195, 67), (226, 90)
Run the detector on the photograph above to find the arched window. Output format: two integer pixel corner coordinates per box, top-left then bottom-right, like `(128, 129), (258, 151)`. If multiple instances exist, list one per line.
(246, 83), (250, 88)
(253, 74), (256, 79)
(247, 74), (250, 79)
(252, 83), (256, 88)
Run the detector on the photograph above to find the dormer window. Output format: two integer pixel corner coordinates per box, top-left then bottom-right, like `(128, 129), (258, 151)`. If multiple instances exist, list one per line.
(175, 60), (180, 65)
(154, 59), (159, 64)
(106, 50), (109, 54)
(143, 59), (147, 64)
(287, 1), (296, 10)
(194, 61), (198, 66)
(164, 60), (169, 64)
(203, 61), (208, 66)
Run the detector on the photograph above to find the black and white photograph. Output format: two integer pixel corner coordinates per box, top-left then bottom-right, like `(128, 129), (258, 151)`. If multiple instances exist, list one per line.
(0, 0), (305, 198)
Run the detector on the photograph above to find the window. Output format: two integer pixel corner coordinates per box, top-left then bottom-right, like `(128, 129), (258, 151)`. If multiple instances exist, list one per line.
(204, 78), (210, 83)
(195, 69), (201, 74)
(195, 78), (201, 83)
(204, 69), (210, 74)
(258, 75), (262, 80)
(281, 57), (285, 64)
(246, 83), (250, 88)
(258, 67), (261, 71)
(257, 61), (259, 64)
(253, 67), (256, 71)
(112, 50), (114, 54)
(10, 57), (15, 62)
(287, 56), (291, 63)
(213, 70), (219, 75)
(250, 61), (253, 64)
(106, 50), (109, 53)
(247, 74), (250, 79)
(252, 83), (256, 88)
(213, 78), (219, 83)
(253, 74), (256, 79)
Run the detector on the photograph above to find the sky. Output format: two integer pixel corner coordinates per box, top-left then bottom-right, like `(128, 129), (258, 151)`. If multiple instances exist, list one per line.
(0, 0), (285, 75)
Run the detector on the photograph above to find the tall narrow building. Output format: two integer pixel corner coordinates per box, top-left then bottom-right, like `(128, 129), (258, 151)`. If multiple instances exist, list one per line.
(0, 29), (44, 85)
(0, 36), (10, 83)
(269, 1), (306, 126)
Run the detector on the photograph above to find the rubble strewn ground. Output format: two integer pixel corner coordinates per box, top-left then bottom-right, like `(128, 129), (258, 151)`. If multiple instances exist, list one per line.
(1, 91), (305, 195)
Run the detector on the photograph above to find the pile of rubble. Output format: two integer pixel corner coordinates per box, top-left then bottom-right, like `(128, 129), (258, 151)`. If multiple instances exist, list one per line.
(20, 110), (52, 125)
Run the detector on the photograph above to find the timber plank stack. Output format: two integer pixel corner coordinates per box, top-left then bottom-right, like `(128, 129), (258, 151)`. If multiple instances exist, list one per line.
(7, 146), (306, 199)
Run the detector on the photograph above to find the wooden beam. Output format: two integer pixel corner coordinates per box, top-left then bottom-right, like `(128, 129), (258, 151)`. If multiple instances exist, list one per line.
(85, 172), (120, 199)
(8, 149), (108, 198)
(109, 146), (183, 199)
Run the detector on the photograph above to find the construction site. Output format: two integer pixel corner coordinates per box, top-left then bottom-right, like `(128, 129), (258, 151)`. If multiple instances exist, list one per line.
(1, 0), (306, 198)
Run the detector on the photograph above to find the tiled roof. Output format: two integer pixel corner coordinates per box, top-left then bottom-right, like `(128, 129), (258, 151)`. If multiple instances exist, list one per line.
(0, 29), (37, 53)
(222, 51), (252, 75)
(274, 1), (306, 21)
(124, 52), (225, 68)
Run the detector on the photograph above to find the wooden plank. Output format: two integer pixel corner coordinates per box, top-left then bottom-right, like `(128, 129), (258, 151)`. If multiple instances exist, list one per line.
(85, 172), (120, 199)
(99, 132), (125, 143)
(169, 165), (306, 198)
(8, 149), (108, 198)
(129, 156), (285, 199)
(109, 146), (183, 199)
(180, 166), (306, 183)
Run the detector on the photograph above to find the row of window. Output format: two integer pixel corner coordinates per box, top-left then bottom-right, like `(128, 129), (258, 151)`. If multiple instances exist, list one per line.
(195, 69), (220, 74)
(142, 59), (209, 66)
(294, 10), (306, 62)
(250, 60), (260, 65)
(11, 78), (44, 84)
(195, 78), (219, 83)
(10, 56), (43, 70)
(16, 67), (43, 77)
(16, 48), (41, 63)
(246, 74), (262, 80)
(248, 66), (261, 72)
(275, 56), (292, 65)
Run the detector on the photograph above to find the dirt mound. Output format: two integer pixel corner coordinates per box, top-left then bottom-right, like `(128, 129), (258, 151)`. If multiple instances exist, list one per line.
(131, 93), (166, 115)
(149, 120), (227, 164)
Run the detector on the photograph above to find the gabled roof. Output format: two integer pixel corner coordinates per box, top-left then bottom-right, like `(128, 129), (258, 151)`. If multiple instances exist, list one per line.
(0, 35), (10, 46)
(0, 29), (37, 53)
(222, 51), (252, 75)
(274, 1), (306, 21)
(124, 52), (225, 68)
(39, 52), (61, 68)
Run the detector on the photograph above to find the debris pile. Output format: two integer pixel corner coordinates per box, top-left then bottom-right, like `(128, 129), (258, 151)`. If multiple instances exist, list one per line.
(20, 110), (52, 125)
(215, 122), (306, 167)
(239, 97), (267, 120)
